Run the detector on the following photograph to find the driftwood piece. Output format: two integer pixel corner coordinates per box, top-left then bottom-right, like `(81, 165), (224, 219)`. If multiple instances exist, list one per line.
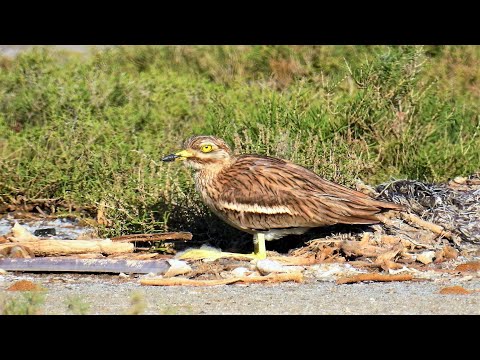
(0, 257), (169, 274)
(336, 273), (414, 284)
(140, 272), (303, 286)
(111, 232), (193, 242)
(400, 213), (461, 245)
(0, 239), (133, 256)
(269, 256), (318, 266)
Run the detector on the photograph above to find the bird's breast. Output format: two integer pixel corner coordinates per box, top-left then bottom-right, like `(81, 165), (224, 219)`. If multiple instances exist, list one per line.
(194, 172), (221, 209)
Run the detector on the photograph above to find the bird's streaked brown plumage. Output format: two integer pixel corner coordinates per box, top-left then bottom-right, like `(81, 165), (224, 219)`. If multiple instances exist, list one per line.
(163, 135), (405, 258)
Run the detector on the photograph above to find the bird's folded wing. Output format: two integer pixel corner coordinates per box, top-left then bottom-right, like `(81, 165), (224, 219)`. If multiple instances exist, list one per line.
(211, 155), (392, 228)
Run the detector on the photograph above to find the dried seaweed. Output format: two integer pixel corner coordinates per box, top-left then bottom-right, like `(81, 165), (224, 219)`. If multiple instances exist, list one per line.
(376, 175), (480, 243)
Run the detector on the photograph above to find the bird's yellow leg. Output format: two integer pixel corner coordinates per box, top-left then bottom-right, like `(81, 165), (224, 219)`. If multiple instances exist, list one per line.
(253, 233), (267, 260)
(177, 233), (267, 261)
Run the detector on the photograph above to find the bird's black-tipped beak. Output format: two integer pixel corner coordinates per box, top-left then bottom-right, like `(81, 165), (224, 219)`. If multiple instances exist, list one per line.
(162, 150), (194, 162)
(162, 154), (179, 162)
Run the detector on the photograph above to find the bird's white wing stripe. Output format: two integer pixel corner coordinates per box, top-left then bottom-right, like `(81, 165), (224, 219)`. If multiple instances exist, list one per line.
(219, 201), (294, 215)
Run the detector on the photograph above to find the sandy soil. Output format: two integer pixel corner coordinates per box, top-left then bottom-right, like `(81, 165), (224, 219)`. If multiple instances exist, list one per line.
(1, 272), (478, 315)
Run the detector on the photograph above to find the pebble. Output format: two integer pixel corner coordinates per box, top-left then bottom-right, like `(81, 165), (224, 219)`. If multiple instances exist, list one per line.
(231, 267), (252, 277)
(417, 251), (436, 265)
(164, 259), (192, 277)
(311, 263), (364, 281)
(256, 259), (303, 275)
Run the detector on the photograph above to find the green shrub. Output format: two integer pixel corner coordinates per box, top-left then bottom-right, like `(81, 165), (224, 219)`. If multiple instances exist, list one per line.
(0, 45), (478, 241)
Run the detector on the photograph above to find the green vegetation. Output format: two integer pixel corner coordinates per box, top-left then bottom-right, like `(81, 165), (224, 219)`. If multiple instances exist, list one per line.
(0, 291), (46, 315)
(124, 291), (147, 315)
(0, 45), (479, 243)
(65, 295), (90, 315)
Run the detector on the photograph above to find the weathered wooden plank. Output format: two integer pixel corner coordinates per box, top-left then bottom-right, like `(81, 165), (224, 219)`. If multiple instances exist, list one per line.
(0, 257), (169, 274)
(0, 239), (133, 256)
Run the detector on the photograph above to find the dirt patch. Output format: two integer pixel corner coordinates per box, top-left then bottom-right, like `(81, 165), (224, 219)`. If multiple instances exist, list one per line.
(439, 286), (474, 295)
(7, 280), (44, 291)
(455, 261), (480, 272)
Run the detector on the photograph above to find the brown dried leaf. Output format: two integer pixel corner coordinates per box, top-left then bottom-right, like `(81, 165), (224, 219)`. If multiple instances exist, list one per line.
(443, 246), (459, 259)
(374, 246), (403, 271)
(341, 240), (385, 258)
(379, 235), (402, 246)
(455, 262), (480, 272)
(434, 246), (459, 263)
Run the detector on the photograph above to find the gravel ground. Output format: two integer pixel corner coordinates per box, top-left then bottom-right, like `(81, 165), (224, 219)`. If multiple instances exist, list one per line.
(1, 272), (479, 315)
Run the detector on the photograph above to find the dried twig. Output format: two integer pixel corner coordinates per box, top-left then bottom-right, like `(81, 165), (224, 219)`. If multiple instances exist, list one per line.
(269, 256), (318, 266)
(336, 273), (413, 284)
(140, 272), (303, 286)
(400, 213), (461, 245)
(111, 232), (193, 242)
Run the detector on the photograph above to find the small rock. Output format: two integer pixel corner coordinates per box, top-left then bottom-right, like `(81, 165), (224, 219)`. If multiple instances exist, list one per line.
(118, 272), (129, 278)
(33, 228), (56, 237)
(311, 263), (364, 282)
(144, 272), (160, 278)
(256, 259), (303, 275)
(231, 267), (251, 277)
(10, 222), (39, 242)
(0, 268), (7, 275)
(164, 259), (192, 277)
(388, 266), (411, 274)
(417, 251), (436, 265)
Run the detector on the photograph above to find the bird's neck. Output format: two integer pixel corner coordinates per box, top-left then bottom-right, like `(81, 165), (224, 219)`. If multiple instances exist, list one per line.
(193, 157), (234, 195)
(194, 161), (229, 182)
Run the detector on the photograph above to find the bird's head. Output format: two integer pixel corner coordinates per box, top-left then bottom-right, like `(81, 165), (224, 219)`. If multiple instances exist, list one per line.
(162, 135), (232, 170)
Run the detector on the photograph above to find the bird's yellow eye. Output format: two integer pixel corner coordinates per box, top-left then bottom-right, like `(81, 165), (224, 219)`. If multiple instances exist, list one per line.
(201, 144), (213, 153)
